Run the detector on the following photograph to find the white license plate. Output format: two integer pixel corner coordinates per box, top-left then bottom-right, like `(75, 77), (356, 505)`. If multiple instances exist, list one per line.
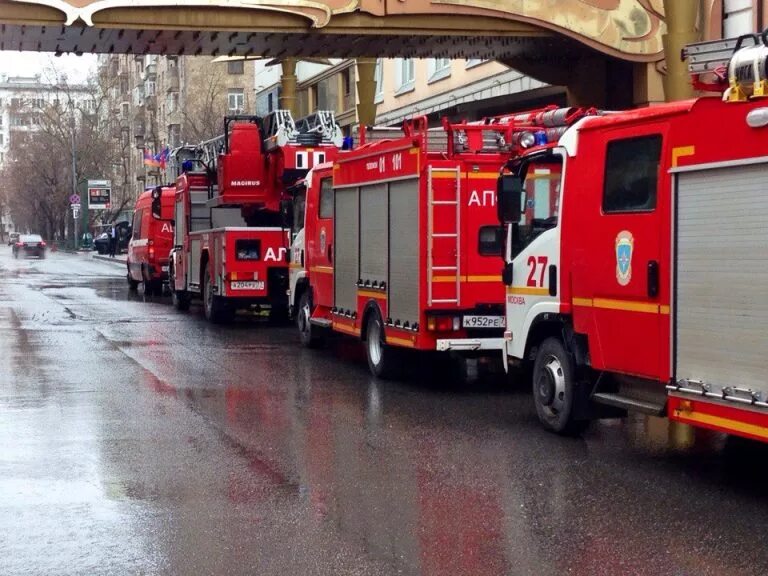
(462, 315), (505, 328)
(230, 281), (265, 291)
(161, 266), (169, 272)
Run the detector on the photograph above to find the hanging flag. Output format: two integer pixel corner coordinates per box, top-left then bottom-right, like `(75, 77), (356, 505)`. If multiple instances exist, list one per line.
(158, 147), (170, 169)
(143, 148), (159, 168)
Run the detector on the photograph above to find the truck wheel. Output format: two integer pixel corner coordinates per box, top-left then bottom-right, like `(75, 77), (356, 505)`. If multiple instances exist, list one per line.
(170, 266), (190, 311)
(532, 337), (589, 436)
(297, 291), (322, 348)
(365, 309), (400, 379)
(127, 265), (139, 291)
(203, 268), (231, 323)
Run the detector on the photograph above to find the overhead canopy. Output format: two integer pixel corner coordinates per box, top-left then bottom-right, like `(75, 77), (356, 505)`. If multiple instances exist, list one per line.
(0, 0), (665, 62)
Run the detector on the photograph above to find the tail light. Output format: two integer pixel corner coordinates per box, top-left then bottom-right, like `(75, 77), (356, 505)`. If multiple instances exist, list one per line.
(426, 315), (461, 332)
(148, 246), (155, 258)
(40, 241), (46, 247)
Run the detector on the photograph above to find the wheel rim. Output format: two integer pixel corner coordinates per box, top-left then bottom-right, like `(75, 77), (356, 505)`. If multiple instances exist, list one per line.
(536, 355), (566, 417)
(205, 274), (213, 317)
(368, 319), (383, 367)
(299, 300), (311, 337)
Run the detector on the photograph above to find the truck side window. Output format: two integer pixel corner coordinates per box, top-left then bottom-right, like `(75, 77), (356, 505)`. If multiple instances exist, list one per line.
(292, 189), (306, 237)
(512, 159), (562, 258)
(319, 178), (333, 219)
(478, 226), (504, 256)
(603, 135), (661, 213)
(132, 210), (142, 240)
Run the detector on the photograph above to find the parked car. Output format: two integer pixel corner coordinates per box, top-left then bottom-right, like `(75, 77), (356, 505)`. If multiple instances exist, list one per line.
(93, 221), (131, 254)
(7, 232), (19, 246)
(13, 234), (46, 259)
(127, 186), (174, 296)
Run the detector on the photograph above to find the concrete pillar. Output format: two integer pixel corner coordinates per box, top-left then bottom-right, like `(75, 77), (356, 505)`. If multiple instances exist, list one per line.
(279, 57), (298, 117)
(662, 0), (700, 101)
(355, 57), (377, 126)
(566, 56), (607, 107)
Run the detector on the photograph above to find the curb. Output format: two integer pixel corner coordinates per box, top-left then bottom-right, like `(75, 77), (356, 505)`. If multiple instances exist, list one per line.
(92, 254), (128, 265)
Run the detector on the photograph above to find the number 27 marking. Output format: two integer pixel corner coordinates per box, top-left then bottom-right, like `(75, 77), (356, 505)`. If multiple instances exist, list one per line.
(527, 255), (549, 287)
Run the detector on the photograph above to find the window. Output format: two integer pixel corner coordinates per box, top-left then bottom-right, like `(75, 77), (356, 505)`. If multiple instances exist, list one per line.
(723, 0), (753, 37)
(342, 68), (352, 96)
(428, 58), (451, 83)
(166, 92), (179, 113)
(478, 226), (505, 256)
(235, 239), (260, 260)
(292, 188), (306, 238)
(318, 178), (333, 218)
(228, 89), (245, 112)
(396, 58), (415, 94)
(465, 58), (485, 68)
(267, 93), (274, 113)
(168, 124), (181, 147)
(603, 135), (662, 213)
(511, 155), (563, 258)
(374, 59), (383, 103)
(228, 60), (245, 75)
(132, 209), (143, 240)
(0, 134), (4, 145)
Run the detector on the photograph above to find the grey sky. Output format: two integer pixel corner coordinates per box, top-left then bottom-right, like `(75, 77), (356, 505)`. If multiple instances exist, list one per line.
(0, 52), (96, 83)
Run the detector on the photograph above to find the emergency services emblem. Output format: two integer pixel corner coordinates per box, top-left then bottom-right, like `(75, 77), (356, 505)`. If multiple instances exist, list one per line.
(615, 230), (634, 286)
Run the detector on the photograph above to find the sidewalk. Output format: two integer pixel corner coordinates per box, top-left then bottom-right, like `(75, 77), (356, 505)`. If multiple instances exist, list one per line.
(92, 252), (128, 265)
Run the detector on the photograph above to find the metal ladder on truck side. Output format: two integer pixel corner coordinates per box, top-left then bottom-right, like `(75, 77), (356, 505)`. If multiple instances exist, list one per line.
(427, 165), (461, 306)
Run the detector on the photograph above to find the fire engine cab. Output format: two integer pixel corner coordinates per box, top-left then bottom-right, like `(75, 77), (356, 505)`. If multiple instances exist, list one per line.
(289, 112), (587, 378)
(161, 110), (341, 322)
(484, 31), (768, 442)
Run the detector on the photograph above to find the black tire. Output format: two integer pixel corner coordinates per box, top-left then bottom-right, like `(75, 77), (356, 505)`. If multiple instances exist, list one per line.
(296, 290), (322, 348)
(127, 265), (139, 291)
(532, 337), (589, 436)
(170, 266), (191, 311)
(203, 268), (231, 323)
(365, 308), (400, 379)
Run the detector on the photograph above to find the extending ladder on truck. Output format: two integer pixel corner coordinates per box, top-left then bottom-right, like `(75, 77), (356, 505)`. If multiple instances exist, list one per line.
(427, 165), (461, 306)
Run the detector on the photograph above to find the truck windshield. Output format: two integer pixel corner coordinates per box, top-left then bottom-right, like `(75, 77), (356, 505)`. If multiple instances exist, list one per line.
(511, 152), (563, 258)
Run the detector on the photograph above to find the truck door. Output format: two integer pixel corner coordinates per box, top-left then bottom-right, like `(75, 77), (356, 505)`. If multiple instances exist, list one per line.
(308, 176), (334, 308)
(587, 130), (665, 380)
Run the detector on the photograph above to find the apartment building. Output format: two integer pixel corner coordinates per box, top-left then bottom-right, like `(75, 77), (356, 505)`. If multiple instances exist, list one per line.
(98, 54), (254, 198)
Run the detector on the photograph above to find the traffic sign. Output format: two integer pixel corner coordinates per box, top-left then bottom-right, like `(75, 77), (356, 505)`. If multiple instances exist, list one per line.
(72, 207), (80, 218)
(69, 194), (80, 204)
(71, 203), (81, 210)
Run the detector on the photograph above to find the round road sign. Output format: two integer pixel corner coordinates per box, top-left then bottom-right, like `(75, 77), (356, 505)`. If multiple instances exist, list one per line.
(69, 194), (80, 204)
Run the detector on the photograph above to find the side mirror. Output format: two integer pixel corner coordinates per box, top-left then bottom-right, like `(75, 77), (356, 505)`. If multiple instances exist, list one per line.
(151, 186), (162, 220)
(497, 175), (522, 224)
(502, 262), (514, 286)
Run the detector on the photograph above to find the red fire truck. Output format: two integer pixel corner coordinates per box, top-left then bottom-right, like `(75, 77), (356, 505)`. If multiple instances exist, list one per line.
(289, 112), (589, 378)
(483, 32), (768, 442)
(163, 111), (342, 322)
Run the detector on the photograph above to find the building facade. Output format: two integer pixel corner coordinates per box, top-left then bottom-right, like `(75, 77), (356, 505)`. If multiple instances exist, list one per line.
(98, 54), (254, 200)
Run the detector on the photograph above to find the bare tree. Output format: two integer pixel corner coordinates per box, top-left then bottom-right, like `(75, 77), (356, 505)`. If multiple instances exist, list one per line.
(3, 67), (126, 242)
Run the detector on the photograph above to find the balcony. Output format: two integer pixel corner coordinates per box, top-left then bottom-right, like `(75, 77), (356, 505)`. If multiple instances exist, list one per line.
(166, 67), (179, 93)
(132, 86), (145, 108)
(143, 63), (156, 81)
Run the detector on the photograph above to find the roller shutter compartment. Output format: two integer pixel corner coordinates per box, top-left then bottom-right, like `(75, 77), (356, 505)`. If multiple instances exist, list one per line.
(388, 179), (420, 325)
(334, 187), (360, 312)
(675, 163), (768, 396)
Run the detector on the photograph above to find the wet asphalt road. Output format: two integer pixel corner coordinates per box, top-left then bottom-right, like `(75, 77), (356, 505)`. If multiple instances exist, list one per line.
(2, 249), (768, 576)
